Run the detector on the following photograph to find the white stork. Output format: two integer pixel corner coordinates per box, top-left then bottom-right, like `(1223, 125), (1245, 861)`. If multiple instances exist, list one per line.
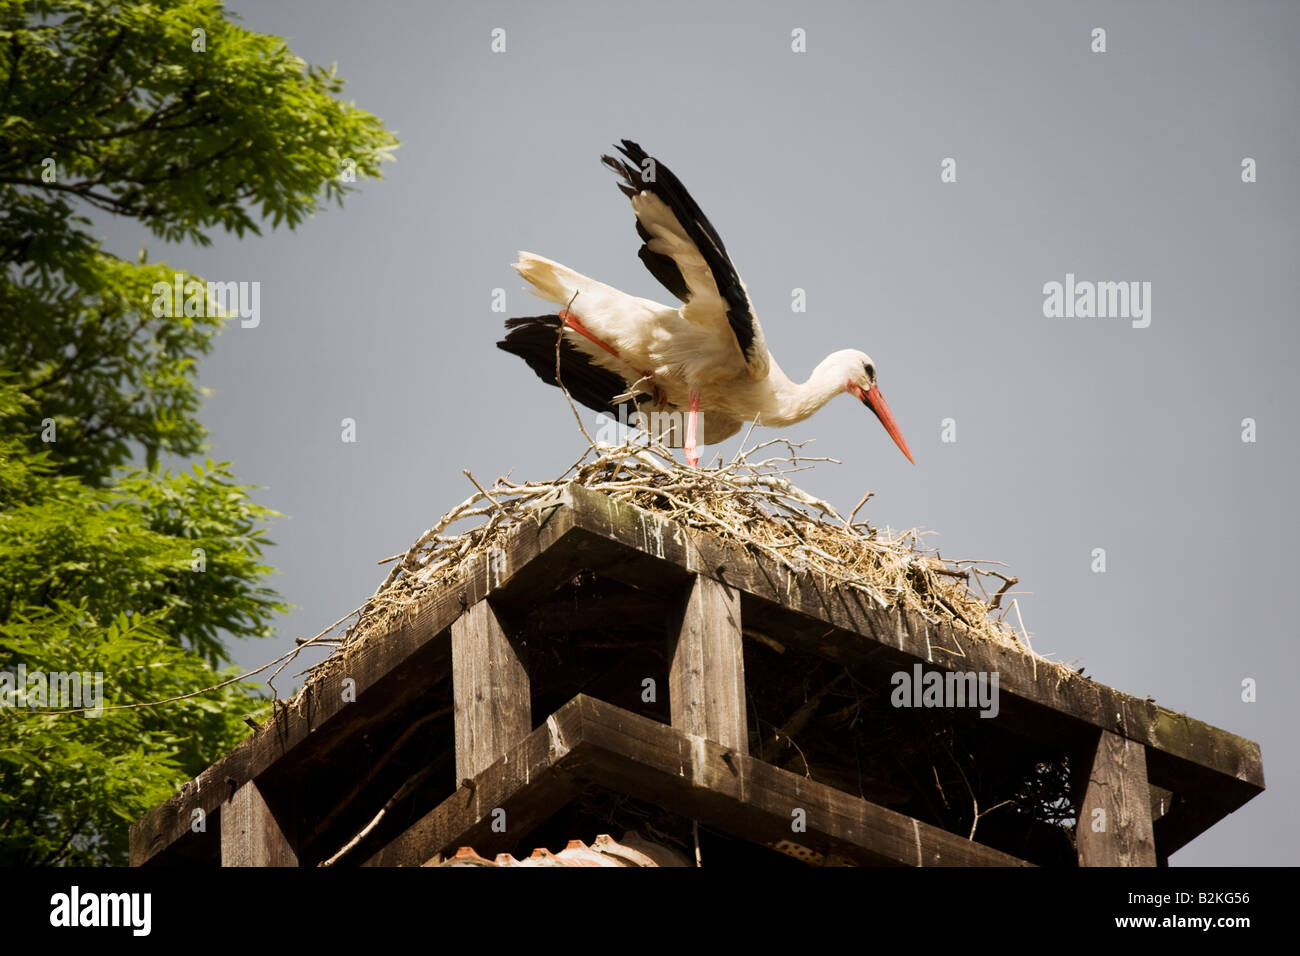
(498, 139), (913, 468)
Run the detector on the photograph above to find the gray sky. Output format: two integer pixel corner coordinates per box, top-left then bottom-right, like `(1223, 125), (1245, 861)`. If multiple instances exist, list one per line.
(100, 0), (1298, 864)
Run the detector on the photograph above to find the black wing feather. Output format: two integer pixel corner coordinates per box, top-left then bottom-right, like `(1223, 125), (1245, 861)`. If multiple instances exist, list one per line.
(497, 314), (640, 418)
(633, 219), (692, 302)
(601, 139), (758, 360)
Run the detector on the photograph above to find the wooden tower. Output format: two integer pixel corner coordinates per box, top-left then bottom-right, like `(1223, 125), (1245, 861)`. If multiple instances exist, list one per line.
(130, 485), (1264, 867)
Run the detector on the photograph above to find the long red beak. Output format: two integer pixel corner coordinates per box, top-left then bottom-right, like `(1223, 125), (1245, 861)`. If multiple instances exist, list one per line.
(857, 385), (914, 464)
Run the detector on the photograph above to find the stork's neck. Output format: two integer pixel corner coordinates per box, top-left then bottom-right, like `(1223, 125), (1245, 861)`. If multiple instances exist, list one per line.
(757, 355), (850, 427)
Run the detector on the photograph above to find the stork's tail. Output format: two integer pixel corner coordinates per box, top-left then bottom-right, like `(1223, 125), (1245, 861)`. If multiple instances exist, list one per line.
(512, 252), (589, 308)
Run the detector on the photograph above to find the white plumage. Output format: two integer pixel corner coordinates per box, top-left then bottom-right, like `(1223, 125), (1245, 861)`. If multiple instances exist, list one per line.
(499, 140), (913, 467)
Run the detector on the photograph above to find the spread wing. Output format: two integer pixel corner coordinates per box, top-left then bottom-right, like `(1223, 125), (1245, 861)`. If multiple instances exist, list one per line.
(601, 139), (769, 379)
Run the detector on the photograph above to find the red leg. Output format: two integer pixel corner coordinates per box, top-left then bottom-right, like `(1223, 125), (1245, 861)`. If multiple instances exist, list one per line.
(685, 391), (700, 467)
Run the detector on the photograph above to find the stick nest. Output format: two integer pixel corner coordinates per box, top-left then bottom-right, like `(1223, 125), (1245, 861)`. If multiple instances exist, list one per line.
(300, 432), (1057, 691)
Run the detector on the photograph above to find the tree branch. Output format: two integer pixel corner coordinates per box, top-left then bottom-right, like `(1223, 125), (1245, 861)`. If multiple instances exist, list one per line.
(37, 31), (127, 117)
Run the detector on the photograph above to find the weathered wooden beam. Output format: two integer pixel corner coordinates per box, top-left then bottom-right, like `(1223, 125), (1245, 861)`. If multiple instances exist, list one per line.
(221, 780), (297, 867)
(669, 574), (748, 754)
(366, 694), (1032, 868)
(452, 599), (531, 783)
(1076, 730), (1157, 867)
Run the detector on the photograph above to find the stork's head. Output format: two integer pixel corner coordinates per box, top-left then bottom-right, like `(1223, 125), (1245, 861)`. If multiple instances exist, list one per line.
(838, 350), (914, 464)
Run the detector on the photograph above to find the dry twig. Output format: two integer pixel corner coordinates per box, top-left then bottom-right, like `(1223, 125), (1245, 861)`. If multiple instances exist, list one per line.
(300, 425), (1062, 694)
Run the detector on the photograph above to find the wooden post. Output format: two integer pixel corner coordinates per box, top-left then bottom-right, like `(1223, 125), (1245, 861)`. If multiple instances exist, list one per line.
(669, 574), (748, 753)
(221, 780), (297, 867)
(451, 598), (530, 783)
(1076, 730), (1157, 866)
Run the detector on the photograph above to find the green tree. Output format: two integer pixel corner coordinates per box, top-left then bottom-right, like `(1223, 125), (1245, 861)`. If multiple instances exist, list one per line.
(0, 0), (397, 864)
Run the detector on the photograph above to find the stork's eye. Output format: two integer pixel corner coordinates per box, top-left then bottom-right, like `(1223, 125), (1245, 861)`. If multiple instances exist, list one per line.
(862, 362), (875, 382)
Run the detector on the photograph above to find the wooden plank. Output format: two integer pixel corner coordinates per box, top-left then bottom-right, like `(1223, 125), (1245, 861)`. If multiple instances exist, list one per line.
(220, 780), (297, 867)
(669, 574), (748, 753)
(367, 694), (1031, 868)
(452, 599), (531, 782)
(1076, 730), (1157, 866)
(569, 695), (1029, 866)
